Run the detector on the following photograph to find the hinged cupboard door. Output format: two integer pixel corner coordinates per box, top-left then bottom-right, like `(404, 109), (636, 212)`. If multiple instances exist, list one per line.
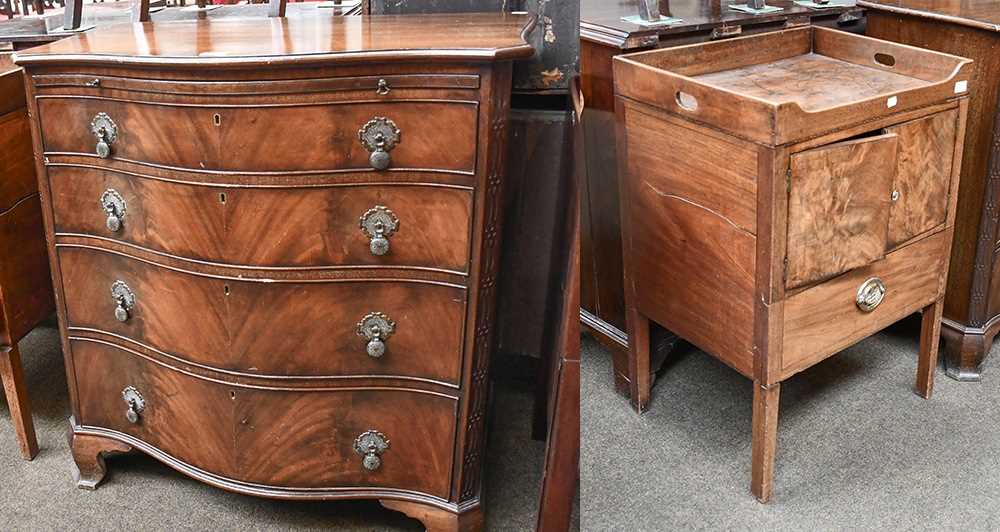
(785, 134), (899, 289)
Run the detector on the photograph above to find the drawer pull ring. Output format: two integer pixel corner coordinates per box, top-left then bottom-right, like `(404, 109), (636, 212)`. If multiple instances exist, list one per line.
(101, 189), (127, 233)
(86, 78), (101, 88)
(111, 280), (136, 322)
(122, 386), (145, 424)
(354, 430), (390, 471)
(90, 113), (118, 159)
(856, 277), (886, 313)
(358, 116), (401, 171)
(360, 205), (399, 256)
(376, 78), (391, 95)
(357, 312), (396, 359)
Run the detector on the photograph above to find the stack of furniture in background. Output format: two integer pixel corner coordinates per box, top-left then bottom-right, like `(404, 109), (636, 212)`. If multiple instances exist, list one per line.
(16, 10), (535, 531)
(862, 0), (1000, 382)
(578, 0), (864, 406)
(0, 50), (54, 461)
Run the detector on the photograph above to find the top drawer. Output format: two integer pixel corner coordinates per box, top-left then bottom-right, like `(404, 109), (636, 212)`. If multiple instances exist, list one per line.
(36, 96), (479, 174)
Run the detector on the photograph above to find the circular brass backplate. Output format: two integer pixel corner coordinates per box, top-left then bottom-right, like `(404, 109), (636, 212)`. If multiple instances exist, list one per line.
(856, 277), (886, 313)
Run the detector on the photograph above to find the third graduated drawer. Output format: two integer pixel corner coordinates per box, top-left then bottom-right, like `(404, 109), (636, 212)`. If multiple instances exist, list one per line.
(48, 166), (472, 273)
(58, 246), (467, 385)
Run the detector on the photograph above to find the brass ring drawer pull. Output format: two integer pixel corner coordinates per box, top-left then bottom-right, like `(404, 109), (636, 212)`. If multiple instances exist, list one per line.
(354, 430), (390, 471)
(101, 189), (126, 233)
(856, 277), (886, 313)
(111, 280), (136, 322)
(358, 116), (400, 171)
(122, 386), (145, 424)
(357, 312), (396, 359)
(359, 205), (399, 257)
(90, 113), (118, 159)
(376, 78), (391, 96)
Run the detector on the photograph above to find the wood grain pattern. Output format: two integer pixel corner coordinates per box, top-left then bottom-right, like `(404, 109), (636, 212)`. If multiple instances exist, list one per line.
(59, 246), (466, 384)
(785, 134), (897, 289)
(49, 167), (473, 272)
(886, 110), (957, 248)
(750, 381), (779, 503)
(0, 111), (35, 212)
(0, 346), (36, 459)
(782, 231), (948, 378)
(38, 98), (478, 175)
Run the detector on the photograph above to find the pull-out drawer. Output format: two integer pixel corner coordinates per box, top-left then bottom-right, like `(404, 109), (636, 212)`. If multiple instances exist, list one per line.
(786, 109), (959, 290)
(49, 167), (472, 272)
(60, 247), (467, 385)
(37, 97), (478, 174)
(73, 339), (457, 499)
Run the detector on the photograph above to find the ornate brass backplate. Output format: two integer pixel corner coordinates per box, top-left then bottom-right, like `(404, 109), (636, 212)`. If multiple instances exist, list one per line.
(111, 280), (136, 322)
(354, 430), (390, 471)
(101, 189), (126, 233)
(122, 386), (145, 424)
(357, 312), (396, 358)
(359, 205), (399, 256)
(357, 117), (401, 170)
(90, 113), (118, 159)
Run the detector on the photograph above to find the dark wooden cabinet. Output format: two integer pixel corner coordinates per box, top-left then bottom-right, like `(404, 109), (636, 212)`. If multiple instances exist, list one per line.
(614, 27), (971, 501)
(579, 0), (864, 398)
(0, 62), (54, 461)
(16, 14), (534, 531)
(862, 0), (1000, 381)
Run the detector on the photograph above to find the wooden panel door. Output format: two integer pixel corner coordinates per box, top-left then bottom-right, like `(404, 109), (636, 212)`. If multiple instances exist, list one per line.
(786, 134), (898, 289)
(885, 109), (958, 248)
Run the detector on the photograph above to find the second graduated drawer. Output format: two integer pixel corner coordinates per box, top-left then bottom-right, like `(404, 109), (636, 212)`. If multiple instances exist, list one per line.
(36, 96), (479, 174)
(59, 246), (467, 385)
(48, 166), (472, 272)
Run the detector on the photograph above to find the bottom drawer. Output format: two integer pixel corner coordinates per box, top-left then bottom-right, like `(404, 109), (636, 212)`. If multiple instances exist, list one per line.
(72, 339), (458, 499)
(781, 231), (948, 378)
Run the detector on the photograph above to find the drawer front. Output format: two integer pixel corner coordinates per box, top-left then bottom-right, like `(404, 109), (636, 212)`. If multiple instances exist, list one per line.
(782, 230), (948, 377)
(886, 110), (957, 248)
(37, 97), (478, 174)
(73, 339), (457, 498)
(60, 247), (466, 384)
(0, 110), (37, 212)
(786, 134), (898, 289)
(49, 167), (472, 272)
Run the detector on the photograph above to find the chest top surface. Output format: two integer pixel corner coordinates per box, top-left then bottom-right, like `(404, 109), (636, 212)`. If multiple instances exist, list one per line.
(859, 0), (1000, 32)
(13, 13), (536, 69)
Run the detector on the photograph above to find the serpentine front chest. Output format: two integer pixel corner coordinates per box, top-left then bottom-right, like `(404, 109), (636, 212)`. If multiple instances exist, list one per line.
(15, 13), (534, 531)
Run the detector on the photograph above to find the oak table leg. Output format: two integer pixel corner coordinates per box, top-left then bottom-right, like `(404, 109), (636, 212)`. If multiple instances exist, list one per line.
(0, 344), (38, 460)
(70, 431), (133, 490)
(916, 299), (944, 398)
(750, 381), (780, 503)
(625, 306), (651, 413)
(380, 500), (482, 532)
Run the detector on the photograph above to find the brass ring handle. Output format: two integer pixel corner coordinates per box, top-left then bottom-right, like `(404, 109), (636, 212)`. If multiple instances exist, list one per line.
(376, 78), (391, 96)
(111, 280), (136, 323)
(358, 117), (400, 171)
(357, 312), (396, 359)
(856, 277), (886, 313)
(122, 386), (145, 424)
(354, 430), (390, 471)
(359, 206), (399, 257)
(90, 113), (118, 159)
(101, 189), (126, 233)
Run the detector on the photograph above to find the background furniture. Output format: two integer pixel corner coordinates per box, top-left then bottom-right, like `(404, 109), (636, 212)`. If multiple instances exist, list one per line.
(0, 60), (54, 461)
(17, 13), (533, 531)
(615, 26), (971, 500)
(579, 0), (863, 401)
(862, 0), (1000, 381)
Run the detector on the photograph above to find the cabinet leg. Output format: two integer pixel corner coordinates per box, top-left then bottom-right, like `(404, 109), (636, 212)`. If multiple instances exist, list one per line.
(625, 306), (651, 413)
(750, 381), (780, 503)
(380, 500), (482, 532)
(0, 344), (38, 460)
(916, 300), (944, 398)
(941, 322), (990, 382)
(70, 430), (132, 490)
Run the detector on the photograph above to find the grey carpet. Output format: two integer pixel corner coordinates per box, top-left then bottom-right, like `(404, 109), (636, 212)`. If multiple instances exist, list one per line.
(0, 319), (568, 530)
(582, 316), (1000, 531)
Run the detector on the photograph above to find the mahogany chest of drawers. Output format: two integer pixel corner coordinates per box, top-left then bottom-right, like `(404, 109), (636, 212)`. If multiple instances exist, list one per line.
(15, 14), (533, 530)
(614, 27), (972, 501)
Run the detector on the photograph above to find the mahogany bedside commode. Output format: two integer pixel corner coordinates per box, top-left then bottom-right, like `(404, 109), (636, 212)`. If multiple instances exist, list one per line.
(15, 12), (534, 531)
(614, 27), (972, 501)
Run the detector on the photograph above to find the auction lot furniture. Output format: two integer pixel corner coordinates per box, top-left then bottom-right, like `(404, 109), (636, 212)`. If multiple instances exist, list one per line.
(0, 61), (54, 461)
(614, 27), (971, 501)
(862, 0), (1000, 381)
(578, 0), (863, 403)
(15, 13), (533, 531)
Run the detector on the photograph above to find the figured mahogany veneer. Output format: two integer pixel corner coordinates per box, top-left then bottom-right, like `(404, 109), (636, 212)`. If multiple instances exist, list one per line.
(16, 14), (534, 531)
(615, 27), (971, 502)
